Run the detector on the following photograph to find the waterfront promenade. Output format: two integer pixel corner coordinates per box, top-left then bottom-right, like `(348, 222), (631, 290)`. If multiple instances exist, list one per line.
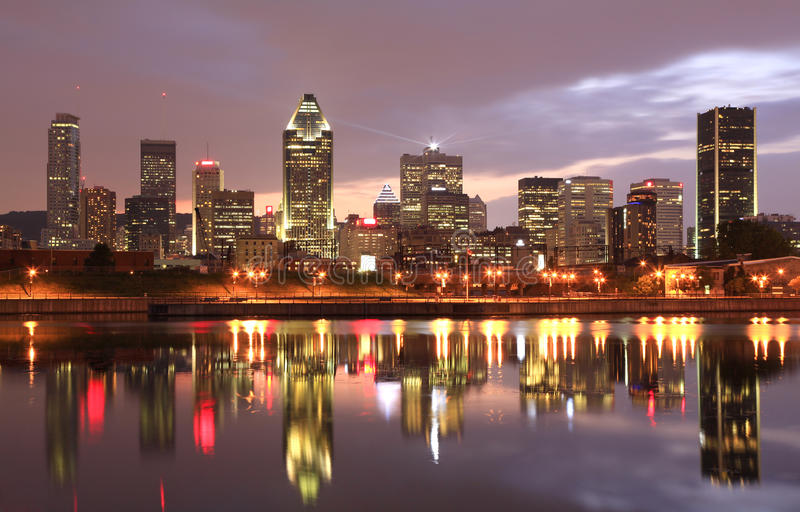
(2, 295), (800, 317)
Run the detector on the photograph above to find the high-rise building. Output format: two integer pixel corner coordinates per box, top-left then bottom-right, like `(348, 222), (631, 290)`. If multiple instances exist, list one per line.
(282, 94), (335, 258)
(211, 190), (254, 260)
(400, 145), (462, 228)
(687, 226), (696, 256)
(125, 195), (170, 252)
(43, 113), (81, 248)
(630, 178), (684, 255)
(192, 159), (223, 255)
(469, 195), (487, 232)
(339, 216), (398, 266)
(79, 186), (116, 248)
(608, 191), (657, 264)
(140, 140), (177, 253)
(696, 107), (757, 259)
(556, 176), (613, 266)
(742, 213), (800, 250)
(373, 184), (401, 228)
(423, 189), (470, 232)
(518, 177), (562, 247)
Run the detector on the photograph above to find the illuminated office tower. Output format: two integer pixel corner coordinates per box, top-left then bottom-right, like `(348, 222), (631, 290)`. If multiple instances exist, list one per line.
(698, 342), (760, 485)
(608, 191), (657, 264)
(518, 177), (562, 247)
(630, 178), (684, 254)
(211, 189), (254, 260)
(423, 189), (470, 232)
(42, 113), (81, 248)
(79, 186), (116, 248)
(469, 195), (487, 232)
(125, 195), (170, 253)
(556, 176), (613, 265)
(282, 94), (335, 258)
(373, 184), (401, 228)
(192, 159), (223, 255)
(140, 139), (176, 252)
(258, 205), (277, 236)
(696, 107), (757, 259)
(400, 144), (462, 228)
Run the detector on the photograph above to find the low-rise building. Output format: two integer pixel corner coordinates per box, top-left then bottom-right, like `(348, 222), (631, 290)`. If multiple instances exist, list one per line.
(339, 217), (397, 269)
(235, 235), (282, 270)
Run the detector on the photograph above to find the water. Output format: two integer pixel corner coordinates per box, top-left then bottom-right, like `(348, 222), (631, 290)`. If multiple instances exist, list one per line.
(0, 316), (799, 511)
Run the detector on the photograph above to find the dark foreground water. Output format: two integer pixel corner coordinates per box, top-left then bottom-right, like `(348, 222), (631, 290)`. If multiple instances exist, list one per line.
(1, 316), (800, 511)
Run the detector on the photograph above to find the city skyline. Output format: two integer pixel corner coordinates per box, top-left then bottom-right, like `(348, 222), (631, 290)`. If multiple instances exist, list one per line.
(5, 1), (800, 229)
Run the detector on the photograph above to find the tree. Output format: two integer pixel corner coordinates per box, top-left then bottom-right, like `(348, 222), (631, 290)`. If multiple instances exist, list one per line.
(632, 274), (660, 296)
(714, 220), (793, 260)
(84, 243), (115, 269)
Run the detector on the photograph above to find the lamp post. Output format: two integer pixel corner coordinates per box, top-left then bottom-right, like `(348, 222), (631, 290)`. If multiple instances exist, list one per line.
(566, 273), (576, 292)
(231, 270), (239, 299)
(434, 271), (448, 297)
(542, 271), (555, 297)
(463, 274), (469, 300)
(593, 274), (605, 294)
(28, 268), (37, 298)
(653, 270), (664, 296)
(751, 274), (768, 296)
(312, 271), (326, 297)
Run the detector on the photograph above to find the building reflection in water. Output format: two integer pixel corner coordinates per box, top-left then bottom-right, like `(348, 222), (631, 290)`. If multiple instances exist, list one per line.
(5, 316), (799, 499)
(520, 319), (616, 423)
(277, 321), (335, 505)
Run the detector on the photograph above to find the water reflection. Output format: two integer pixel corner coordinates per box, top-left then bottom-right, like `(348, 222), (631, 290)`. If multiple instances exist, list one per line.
(1, 316), (799, 508)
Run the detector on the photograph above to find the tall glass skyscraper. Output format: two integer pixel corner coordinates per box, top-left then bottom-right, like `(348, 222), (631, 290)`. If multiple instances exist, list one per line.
(556, 176), (613, 266)
(43, 113), (81, 248)
(282, 94), (335, 258)
(140, 139), (177, 253)
(192, 159), (223, 255)
(696, 107), (757, 259)
(400, 145), (462, 229)
(630, 178), (684, 255)
(518, 177), (562, 248)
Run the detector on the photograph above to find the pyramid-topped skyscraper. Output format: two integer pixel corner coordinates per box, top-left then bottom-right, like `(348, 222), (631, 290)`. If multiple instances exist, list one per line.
(282, 94), (335, 258)
(373, 184), (401, 228)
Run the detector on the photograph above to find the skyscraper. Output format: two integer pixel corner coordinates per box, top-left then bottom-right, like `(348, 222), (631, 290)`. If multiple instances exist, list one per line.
(79, 186), (116, 248)
(469, 195), (487, 232)
(556, 176), (613, 266)
(608, 191), (657, 264)
(630, 178), (684, 255)
(42, 113), (81, 248)
(140, 139), (177, 252)
(192, 159), (223, 255)
(211, 189), (254, 260)
(125, 195), (170, 252)
(373, 184), (401, 228)
(696, 107), (757, 259)
(518, 177), (562, 247)
(282, 94), (335, 258)
(400, 145), (462, 228)
(422, 189), (469, 232)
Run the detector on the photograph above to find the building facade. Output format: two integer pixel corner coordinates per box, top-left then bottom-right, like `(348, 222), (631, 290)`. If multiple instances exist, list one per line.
(742, 213), (800, 250)
(192, 159), (223, 255)
(211, 190), (254, 260)
(43, 113), (81, 248)
(373, 184), (401, 228)
(125, 195), (170, 252)
(79, 186), (116, 248)
(518, 177), (562, 248)
(422, 189), (469, 232)
(630, 178), (683, 254)
(696, 107), (757, 259)
(608, 191), (657, 264)
(235, 236), (282, 270)
(257, 205), (277, 237)
(140, 139), (177, 253)
(338, 217), (398, 266)
(469, 195), (487, 232)
(400, 145), (462, 228)
(0, 225), (22, 250)
(556, 176), (613, 266)
(282, 94), (335, 258)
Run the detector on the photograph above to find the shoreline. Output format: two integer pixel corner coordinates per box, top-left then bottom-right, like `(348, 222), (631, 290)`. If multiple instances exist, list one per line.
(2, 296), (800, 318)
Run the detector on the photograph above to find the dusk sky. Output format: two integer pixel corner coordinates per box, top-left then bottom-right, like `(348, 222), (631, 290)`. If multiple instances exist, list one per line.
(4, 0), (800, 229)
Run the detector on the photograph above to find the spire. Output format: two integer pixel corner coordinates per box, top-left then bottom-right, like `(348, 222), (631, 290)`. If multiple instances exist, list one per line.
(285, 93), (330, 141)
(374, 184), (400, 204)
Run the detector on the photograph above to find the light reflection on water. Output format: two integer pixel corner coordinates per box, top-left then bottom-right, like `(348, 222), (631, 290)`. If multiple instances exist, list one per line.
(1, 317), (800, 511)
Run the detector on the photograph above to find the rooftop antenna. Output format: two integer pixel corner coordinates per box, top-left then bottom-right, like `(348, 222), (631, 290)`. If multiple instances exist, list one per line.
(160, 91), (167, 138)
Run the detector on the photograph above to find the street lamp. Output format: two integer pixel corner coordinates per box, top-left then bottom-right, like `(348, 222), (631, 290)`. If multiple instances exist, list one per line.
(653, 270), (664, 296)
(28, 268), (37, 298)
(463, 273), (470, 300)
(542, 270), (555, 296)
(312, 270), (326, 297)
(751, 274), (768, 295)
(593, 274), (606, 294)
(231, 270), (240, 298)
